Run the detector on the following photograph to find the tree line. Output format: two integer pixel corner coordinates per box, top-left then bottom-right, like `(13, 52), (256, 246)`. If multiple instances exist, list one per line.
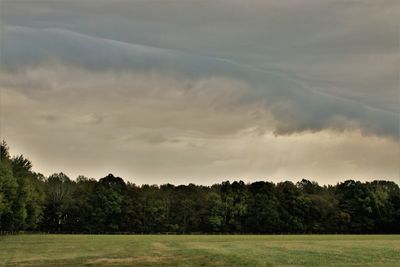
(1, 141), (399, 234)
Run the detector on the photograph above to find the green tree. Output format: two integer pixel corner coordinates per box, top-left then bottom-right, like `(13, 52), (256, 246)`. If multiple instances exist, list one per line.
(42, 173), (73, 231)
(206, 191), (224, 232)
(11, 155), (45, 230)
(276, 181), (307, 232)
(246, 182), (280, 233)
(336, 180), (375, 233)
(0, 142), (18, 230)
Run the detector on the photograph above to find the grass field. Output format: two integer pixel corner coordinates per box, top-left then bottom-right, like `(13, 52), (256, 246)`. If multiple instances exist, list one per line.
(0, 235), (399, 266)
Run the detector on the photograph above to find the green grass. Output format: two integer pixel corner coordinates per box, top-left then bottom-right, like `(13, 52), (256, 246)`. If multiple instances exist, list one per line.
(0, 235), (399, 266)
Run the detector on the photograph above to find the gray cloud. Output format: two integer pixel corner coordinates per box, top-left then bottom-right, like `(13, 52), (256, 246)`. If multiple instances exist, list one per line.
(0, 0), (398, 183)
(1, 25), (397, 139)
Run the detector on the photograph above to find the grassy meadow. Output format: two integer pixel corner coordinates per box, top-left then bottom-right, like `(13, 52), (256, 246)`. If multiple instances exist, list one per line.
(0, 234), (399, 266)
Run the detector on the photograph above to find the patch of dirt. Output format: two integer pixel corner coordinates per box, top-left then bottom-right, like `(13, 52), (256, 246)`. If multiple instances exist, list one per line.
(86, 252), (191, 265)
(152, 242), (169, 251)
(86, 255), (174, 265)
(85, 242), (209, 266)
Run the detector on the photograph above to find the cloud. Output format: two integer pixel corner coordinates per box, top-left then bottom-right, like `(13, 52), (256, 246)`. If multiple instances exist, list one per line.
(1, 67), (399, 184)
(0, 0), (398, 183)
(1, 26), (398, 139)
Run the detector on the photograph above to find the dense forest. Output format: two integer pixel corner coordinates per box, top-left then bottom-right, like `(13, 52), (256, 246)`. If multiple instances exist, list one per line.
(1, 141), (399, 234)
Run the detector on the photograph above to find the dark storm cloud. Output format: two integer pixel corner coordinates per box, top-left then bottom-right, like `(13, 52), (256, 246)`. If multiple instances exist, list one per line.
(1, 25), (398, 139)
(1, 0), (398, 183)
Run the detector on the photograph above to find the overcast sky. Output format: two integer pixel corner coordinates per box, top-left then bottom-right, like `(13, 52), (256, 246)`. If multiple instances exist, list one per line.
(1, 0), (399, 185)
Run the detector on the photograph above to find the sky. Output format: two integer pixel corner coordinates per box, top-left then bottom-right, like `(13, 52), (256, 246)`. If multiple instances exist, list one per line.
(0, 0), (399, 185)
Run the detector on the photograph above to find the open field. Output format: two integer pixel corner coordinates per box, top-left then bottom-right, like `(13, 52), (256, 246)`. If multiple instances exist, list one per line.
(0, 235), (399, 266)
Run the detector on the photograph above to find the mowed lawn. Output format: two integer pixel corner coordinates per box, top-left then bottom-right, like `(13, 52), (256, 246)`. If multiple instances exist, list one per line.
(0, 235), (399, 266)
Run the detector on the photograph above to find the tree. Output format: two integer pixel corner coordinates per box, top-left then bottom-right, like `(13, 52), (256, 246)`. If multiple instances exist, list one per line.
(1, 141), (400, 234)
(0, 142), (18, 230)
(139, 184), (169, 233)
(335, 180), (375, 233)
(206, 191), (224, 232)
(0, 142), (44, 231)
(11, 155), (45, 230)
(89, 174), (129, 232)
(246, 182), (280, 233)
(42, 173), (73, 231)
(276, 181), (307, 232)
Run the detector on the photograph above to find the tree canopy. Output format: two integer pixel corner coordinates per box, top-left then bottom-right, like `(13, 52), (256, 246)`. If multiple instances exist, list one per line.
(1, 141), (399, 233)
